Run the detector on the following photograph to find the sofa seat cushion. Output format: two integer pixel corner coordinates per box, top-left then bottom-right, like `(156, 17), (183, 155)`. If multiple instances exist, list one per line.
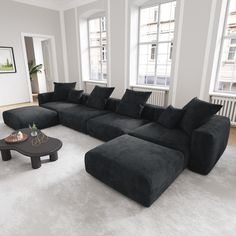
(130, 123), (190, 165)
(87, 113), (149, 141)
(58, 105), (109, 133)
(85, 134), (185, 207)
(41, 102), (79, 113)
(3, 106), (59, 130)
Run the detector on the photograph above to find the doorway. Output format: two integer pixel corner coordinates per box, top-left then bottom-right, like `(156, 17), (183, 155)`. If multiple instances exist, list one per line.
(22, 33), (58, 102)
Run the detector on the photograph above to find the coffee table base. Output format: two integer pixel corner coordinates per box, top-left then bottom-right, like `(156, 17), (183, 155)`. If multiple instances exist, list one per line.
(1, 150), (12, 161)
(1, 151), (59, 169)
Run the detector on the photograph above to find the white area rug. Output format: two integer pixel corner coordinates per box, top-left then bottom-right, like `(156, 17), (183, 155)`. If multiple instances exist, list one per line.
(0, 118), (236, 236)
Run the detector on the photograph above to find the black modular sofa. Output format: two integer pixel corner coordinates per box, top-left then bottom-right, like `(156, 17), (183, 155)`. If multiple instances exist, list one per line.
(3, 90), (230, 207)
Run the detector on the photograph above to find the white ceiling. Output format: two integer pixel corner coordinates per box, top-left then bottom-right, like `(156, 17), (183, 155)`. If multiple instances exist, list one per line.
(11, 0), (96, 11)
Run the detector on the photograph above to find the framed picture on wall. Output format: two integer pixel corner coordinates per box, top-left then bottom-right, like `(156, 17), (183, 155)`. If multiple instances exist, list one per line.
(0, 47), (16, 73)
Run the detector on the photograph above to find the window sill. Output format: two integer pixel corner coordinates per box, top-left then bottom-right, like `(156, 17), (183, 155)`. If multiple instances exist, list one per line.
(209, 91), (236, 98)
(130, 84), (169, 92)
(83, 80), (107, 85)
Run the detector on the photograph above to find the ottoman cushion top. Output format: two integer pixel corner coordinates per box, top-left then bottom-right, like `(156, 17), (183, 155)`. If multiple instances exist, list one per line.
(3, 106), (59, 130)
(85, 134), (185, 207)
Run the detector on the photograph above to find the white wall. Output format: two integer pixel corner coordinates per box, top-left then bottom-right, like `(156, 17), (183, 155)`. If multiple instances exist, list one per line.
(0, 0), (65, 106)
(63, 0), (225, 105)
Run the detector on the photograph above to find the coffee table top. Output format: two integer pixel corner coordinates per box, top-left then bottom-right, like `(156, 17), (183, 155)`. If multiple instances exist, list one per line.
(0, 128), (62, 158)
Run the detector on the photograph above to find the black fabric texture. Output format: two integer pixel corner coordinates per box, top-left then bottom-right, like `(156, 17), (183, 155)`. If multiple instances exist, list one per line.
(52, 82), (76, 101)
(85, 134), (185, 207)
(158, 105), (185, 129)
(180, 97), (222, 135)
(3, 106), (59, 130)
(67, 90), (84, 103)
(38, 92), (54, 105)
(87, 112), (149, 141)
(86, 86), (115, 110)
(41, 102), (79, 113)
(116, 89), (151, 118)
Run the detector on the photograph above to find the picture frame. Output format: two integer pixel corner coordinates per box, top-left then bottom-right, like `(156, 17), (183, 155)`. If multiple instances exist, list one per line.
(0, 46), (17, 73)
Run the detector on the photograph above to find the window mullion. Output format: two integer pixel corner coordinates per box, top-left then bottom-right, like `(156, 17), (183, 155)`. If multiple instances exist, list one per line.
(100, 18), (103, 80)
(154, 4), (161, 85)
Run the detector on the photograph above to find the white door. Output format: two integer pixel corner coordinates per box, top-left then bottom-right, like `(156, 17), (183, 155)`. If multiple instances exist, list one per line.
(42, 39), (54, 92)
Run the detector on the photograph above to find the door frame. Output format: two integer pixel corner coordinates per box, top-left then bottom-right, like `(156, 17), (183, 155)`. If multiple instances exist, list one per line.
(21, 32), (59, 102)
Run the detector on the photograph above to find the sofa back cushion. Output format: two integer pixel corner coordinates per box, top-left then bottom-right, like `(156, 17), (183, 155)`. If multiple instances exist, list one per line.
(53, 82), (76, 101)
(141, 104), (165, 121)
(116, 89), (151, 118)
(86, 86), (115, 110)
(158, 105), (185, 129)
(67, 90), (84, 103)
(180, 97), (222, 135)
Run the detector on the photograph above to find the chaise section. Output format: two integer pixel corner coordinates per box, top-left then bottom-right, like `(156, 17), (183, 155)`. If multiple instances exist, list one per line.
(85, 134), (185, 207)
(87, 113), (149, 141)
(3, 106), (59, 130)
(130, 122), (190, 166)
(189, 115), (230, 175)
(58, 105), (109, 133)
(41, 102), (79, 113)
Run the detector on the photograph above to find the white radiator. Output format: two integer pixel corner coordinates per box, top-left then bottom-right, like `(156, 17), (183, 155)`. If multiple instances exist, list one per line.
(131, 86), (167, 107)
(211, 95), (236, 126)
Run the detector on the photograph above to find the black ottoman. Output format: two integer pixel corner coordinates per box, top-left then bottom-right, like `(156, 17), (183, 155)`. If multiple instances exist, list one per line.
(3, 106), (59, 130)
(85, 134), (185, 207)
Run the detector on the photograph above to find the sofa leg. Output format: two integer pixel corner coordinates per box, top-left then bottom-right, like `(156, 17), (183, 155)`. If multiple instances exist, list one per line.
(1, 150), (12, 161)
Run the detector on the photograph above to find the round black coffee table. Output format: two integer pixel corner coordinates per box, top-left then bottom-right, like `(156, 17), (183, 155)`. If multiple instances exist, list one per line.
(0, 128), (62, 169)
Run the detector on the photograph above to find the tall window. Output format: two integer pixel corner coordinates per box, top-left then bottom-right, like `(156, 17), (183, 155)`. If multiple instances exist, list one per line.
(88, 16), (107, 81)
(216, 0), (236, 93)
(137, 1), (176, 87)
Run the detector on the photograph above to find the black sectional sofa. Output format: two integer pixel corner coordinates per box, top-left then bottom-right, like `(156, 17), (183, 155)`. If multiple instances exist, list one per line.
(3, 86), (230, 207)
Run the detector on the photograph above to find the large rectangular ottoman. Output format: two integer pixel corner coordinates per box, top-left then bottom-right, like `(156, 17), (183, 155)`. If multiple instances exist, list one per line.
(85, 134), (185, 207)
(3, 106), (59, 130)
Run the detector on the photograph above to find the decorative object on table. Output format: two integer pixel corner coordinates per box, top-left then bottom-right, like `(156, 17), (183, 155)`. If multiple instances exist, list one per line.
(0, 46), (16, 73)
(0, 128), (62, 169)
(29, 123), (38, 137)
(4, 131), (28, 144)
(31, 131), (49, 147)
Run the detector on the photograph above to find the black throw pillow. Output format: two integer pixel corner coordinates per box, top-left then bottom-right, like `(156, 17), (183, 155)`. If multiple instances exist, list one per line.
(67, 89), (83, 104)
(116, 89), (151, 118)
(180, 97), (222, 135)
(158, 105), (185, 129)
(53, 82), (76, 101)
(86, 86), (115, 110)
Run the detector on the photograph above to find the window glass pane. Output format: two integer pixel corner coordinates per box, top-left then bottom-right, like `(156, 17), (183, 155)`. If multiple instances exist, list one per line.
(216, 0), (236, 93)
(138, 1), (176, 87)
(139, 6), (158, 43)
(90, 47), (102, 80)
(88, 17), (107, 81)
(89, 18), (100, 47)
(159, 1), (176, 42)
(138, 44), (156, 85)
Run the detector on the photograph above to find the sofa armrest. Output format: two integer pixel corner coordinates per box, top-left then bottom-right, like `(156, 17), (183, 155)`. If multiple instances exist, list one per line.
(189, 115), (230, 175)
(38, 92), (54, 105)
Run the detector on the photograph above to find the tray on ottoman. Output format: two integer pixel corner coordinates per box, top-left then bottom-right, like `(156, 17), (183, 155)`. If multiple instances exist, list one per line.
(3, 106), (59, 130)
(85, 134), (185, 207)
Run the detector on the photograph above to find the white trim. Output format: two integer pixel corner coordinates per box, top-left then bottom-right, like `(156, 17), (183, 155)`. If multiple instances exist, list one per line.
(11, 0), (97, 11)
(169, 0), (184, 106)
(199, 0), (217, 100)
(107, 0), (112, 87)
(59, 10), (69, 82)
(130, 84), (169, 91)
(84, 80), (107, 85)
(124, 0), (129, 90)
(21, 32), (59, 102)
(74, 7), (83, 89)
(209, 91), (236, 98)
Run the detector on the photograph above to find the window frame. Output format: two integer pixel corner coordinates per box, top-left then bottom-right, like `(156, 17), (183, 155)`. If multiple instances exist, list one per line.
(137, 0), (176, 87)
(88, 16), (107, 81)
(215, 0), (236, 93)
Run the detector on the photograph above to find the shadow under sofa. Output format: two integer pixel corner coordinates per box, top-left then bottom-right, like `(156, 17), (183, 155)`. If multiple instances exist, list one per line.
(2, 91), (231, 207)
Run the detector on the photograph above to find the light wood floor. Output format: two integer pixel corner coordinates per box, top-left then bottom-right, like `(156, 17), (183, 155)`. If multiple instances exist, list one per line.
(0, 102), (235, 147)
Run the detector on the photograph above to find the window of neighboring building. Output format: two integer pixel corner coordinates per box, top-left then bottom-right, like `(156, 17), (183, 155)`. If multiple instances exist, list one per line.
(216, 0), (236, 93)
(88, 16), (107, 81)
(137, 1), (176, 87)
